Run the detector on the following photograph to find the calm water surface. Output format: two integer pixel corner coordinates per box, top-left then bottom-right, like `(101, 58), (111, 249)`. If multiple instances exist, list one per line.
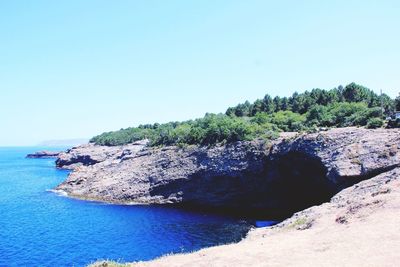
(0, 147), (257, 267)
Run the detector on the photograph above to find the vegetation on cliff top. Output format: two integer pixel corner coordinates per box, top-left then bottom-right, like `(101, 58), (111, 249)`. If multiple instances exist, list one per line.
(91, 83), (397, 146)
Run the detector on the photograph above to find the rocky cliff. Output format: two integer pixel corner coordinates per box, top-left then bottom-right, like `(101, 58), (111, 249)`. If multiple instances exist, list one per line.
(55, 127), (400, 219)
(113, 166), (400, 267)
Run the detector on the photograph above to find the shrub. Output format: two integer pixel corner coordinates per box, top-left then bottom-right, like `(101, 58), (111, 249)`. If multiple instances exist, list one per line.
(366, 118), (384, 129)
(251, 111), (307, 132)
(306, 102), (382, 128)
(92, 113), (278, 147)
(306, 105), (334, 127)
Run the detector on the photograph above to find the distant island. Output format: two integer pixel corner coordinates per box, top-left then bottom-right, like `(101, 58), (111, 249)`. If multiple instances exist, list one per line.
(26, 150), (61, 159)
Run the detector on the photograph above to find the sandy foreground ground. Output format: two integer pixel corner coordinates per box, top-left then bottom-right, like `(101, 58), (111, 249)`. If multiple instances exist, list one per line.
(128, 169), (400, 267)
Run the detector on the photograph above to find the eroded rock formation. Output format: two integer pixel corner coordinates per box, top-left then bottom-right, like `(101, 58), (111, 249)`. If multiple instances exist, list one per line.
(55, 127), (400, 218)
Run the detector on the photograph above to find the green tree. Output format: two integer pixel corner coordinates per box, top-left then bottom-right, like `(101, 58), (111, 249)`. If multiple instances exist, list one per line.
(225, 107), (236, 117)
(250, 99), (264, 116)
(263, 94), (275, 113)
(280, 97), (290, 111)
(232, 101), (251, 117)
(380, 94), (395, 115)
(396, 93), (400, 111)
(342, 83), (372, 103)
(273, 96), (282, 112)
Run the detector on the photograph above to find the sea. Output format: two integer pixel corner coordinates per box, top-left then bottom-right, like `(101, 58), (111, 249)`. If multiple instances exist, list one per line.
(0, 147), (273, 267)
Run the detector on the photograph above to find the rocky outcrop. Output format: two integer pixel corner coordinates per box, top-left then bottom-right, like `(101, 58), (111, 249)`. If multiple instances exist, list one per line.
(55, 127), (400, 218)
(56, 140), (274, 216)
(26, 151), (61, 158)
(55, 140), (149, 170)
(271, 128), (400, 185)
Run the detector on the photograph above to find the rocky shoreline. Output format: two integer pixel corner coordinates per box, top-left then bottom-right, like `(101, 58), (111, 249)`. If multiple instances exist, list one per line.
(55, 127), (399, 219)
(47, 127), (400, 266)
(121, 166), (400, 267)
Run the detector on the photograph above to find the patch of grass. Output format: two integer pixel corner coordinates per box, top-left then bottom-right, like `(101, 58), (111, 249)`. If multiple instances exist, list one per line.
(287, 217), (314, 230)
(291, 217), (308, 227)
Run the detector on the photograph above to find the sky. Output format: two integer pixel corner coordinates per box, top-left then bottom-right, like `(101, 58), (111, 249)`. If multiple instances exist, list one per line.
(0, 0), (399, 146)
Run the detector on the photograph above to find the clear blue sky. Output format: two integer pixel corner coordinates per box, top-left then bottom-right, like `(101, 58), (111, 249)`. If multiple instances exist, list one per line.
(0, 0), (399, 146)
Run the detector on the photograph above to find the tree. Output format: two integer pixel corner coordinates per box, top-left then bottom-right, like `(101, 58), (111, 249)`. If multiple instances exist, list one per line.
(396, 93), (400, 111)
(234, 104), (246, 117)
(329, 88), (342, 103)
(232, 101), (252, 117)
(226, 107), (236, 117)
(262, 94), (275, 113)
(250, 99), (264, 116)
(380, 94), (395, 115)
(310, 88), (327, 105)
(342, 83), (372, 103)
(280, 97), (290, 111)
(273, 96), (282, 112)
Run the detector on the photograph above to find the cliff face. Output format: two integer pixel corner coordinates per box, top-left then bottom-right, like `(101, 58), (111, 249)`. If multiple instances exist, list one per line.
(120, 166), (400, 267)
(55, 127), (400, 218)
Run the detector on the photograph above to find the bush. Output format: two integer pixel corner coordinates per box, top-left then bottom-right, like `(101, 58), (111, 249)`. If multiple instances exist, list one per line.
(91, 113), (279, 147)
(306, 105), (334, 127)
(251, 111), (307, 132)
(306, 102), (382, 128)
(366, 118), (384, 129)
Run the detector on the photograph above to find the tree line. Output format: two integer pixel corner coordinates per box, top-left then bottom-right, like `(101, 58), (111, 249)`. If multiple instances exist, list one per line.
(226, 83), (396, 117)
(90, 83), (399, 147)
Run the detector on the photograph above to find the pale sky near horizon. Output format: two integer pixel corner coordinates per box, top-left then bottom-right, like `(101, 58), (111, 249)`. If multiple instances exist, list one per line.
(0, 0), (399, 146)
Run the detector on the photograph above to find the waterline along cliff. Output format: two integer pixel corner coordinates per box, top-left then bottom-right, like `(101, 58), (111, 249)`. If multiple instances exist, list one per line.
(55, 127), (400, 221)
(123, 166), (400, 267)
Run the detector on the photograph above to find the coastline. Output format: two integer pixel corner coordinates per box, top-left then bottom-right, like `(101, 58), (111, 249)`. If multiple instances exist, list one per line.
(54, 128), (400, 217)
(45, 127), (400, 266)
(50, 189), (158, 205)
(92, 167), (400, 267)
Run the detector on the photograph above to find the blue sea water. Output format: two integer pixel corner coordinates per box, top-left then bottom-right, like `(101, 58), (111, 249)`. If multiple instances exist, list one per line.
(0, 147), (256, 267)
